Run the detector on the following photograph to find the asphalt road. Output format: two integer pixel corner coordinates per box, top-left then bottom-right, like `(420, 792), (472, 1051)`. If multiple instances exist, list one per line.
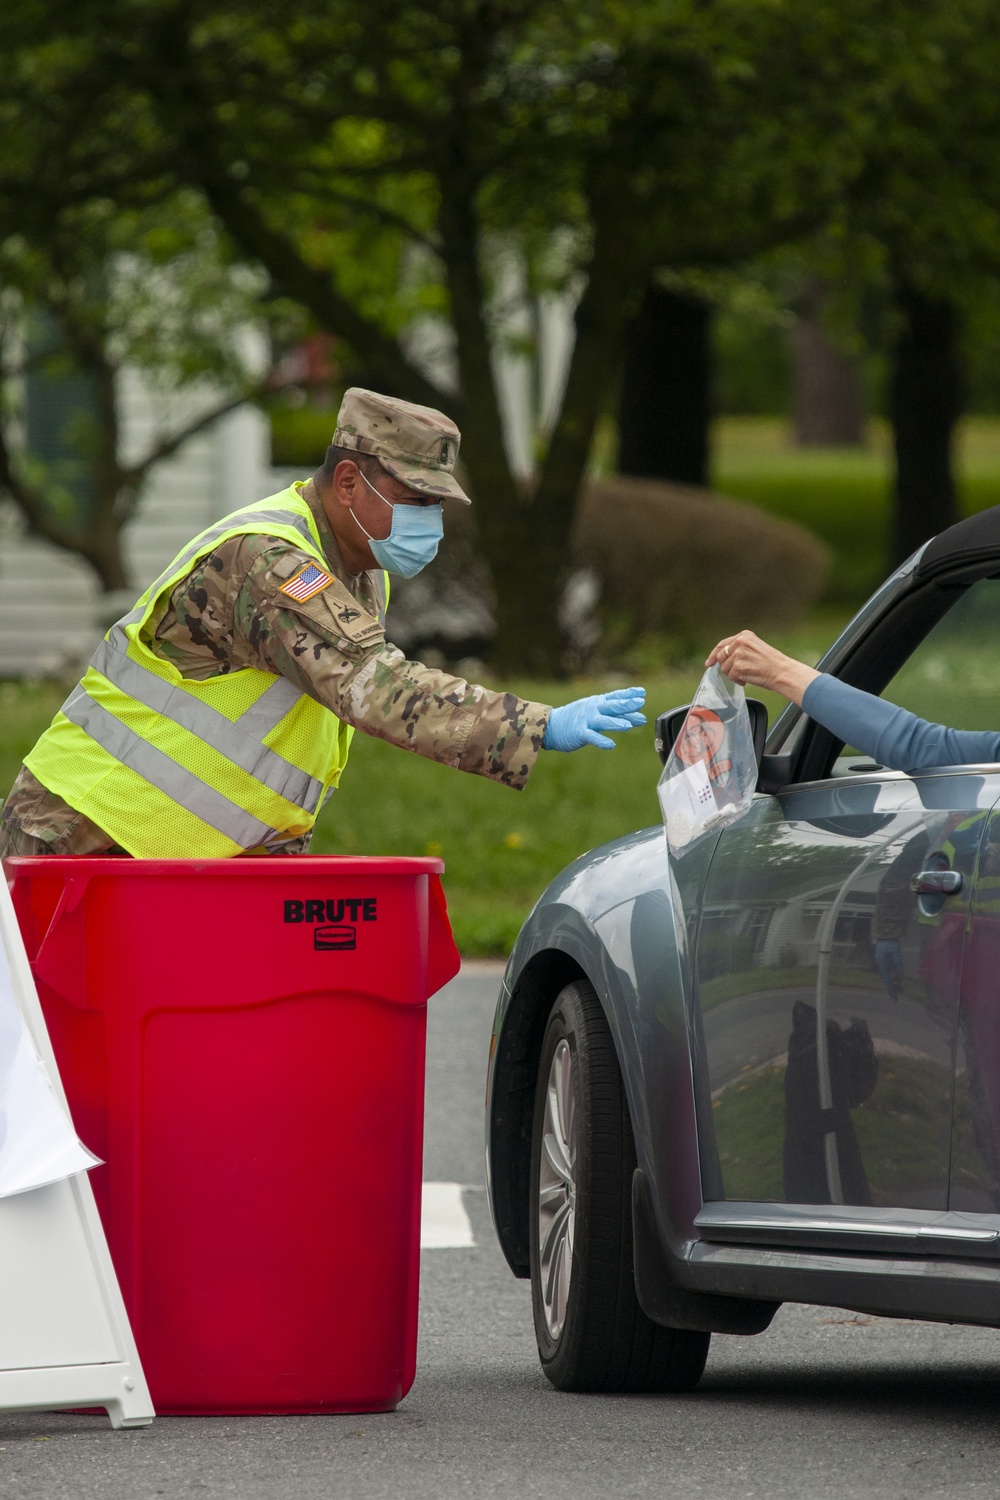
(4, 965), (1000, 1498)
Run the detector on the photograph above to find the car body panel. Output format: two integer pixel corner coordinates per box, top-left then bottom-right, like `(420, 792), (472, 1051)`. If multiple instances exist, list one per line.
(952, 805), (1000, 1210)
(695, 769), (998, 1213)
(486, 827), (715, 1277)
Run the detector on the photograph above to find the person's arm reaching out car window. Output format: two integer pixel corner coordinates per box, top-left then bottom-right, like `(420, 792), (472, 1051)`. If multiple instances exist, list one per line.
(706, 629), (1000, 773)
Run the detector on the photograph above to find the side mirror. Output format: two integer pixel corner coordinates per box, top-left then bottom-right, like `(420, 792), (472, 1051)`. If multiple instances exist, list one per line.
(654, 705), (693, 766)
(654, 698), (768, 769)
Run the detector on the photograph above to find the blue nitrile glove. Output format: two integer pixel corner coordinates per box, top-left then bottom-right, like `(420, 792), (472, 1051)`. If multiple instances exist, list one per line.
(543, 688), (647, 752)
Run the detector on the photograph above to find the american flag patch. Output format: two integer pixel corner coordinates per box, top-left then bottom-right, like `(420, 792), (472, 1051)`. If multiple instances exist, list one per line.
(279, 563), (334, 602)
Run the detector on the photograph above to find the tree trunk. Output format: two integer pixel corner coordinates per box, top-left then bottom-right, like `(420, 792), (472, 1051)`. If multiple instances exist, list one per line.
(86, 346), (132, 592)
(617, 283), (712, 486)
(434, 186), (555, 670)
(888, 283), (965, 566)
(487, 208), (634, 675)
(80, 510), (132, 593)
(0, 326), (132, 593)
(791, 279), (864, 446)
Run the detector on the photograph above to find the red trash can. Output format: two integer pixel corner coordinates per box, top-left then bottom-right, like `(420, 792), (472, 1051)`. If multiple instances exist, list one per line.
(5, 855), (460, 1415)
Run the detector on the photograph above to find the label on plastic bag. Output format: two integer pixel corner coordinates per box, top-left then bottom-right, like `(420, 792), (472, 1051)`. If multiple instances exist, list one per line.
(657, 665), (758, 857)
(657, 758), (716, 849)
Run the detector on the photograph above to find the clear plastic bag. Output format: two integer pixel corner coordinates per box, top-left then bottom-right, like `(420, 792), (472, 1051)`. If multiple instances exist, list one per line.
(657, 665), (757, 857)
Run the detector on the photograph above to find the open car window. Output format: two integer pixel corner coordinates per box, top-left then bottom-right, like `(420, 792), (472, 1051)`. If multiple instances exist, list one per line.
(877, 575), (1000, 730)
(830, 575), (1000, 774)
(772, 507), (1000, 788)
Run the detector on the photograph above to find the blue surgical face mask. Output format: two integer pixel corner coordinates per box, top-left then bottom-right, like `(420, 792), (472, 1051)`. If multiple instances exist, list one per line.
(350, 469), (444, 578)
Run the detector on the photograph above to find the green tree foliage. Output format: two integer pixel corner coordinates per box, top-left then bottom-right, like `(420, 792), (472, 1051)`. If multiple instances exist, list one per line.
(0, 193), (306, 591)
(0, 0), (909, 670)
(681, 0), (1000, 572)
(821, 0), (1000, 561)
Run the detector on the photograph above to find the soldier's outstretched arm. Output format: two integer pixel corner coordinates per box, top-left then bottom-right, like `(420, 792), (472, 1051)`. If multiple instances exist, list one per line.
(234, 542), (550, 788)
(219, 539), (645, 787)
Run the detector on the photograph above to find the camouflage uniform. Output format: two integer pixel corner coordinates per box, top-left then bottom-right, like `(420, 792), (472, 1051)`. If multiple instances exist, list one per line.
(0, 392), (551, 858)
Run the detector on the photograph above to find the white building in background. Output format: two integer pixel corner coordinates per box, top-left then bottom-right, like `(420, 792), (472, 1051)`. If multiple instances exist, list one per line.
(0, 257), (578, 679)
(0, 371), (272, 679)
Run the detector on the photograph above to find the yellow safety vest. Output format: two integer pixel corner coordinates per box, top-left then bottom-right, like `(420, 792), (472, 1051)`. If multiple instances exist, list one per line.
(26, 484), (387, 859)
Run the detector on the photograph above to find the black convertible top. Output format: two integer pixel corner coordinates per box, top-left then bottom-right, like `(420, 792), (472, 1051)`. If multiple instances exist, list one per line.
(916, 505), (1000, 580)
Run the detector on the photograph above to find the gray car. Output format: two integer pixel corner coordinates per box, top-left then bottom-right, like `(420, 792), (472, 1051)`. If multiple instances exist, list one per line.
(486, 506), (1000, 1394)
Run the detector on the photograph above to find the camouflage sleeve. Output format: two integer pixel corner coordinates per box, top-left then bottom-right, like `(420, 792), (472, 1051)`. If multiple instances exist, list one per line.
(0, 765), (120, 854)
(233, 542), (551, 789)
(151, 537), (244, 678)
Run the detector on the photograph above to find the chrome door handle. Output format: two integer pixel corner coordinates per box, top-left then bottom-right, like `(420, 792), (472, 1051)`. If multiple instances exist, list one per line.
(910, 869), (963, 895)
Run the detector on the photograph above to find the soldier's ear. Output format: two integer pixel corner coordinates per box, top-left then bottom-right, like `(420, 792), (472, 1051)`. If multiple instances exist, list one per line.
(331, 459), (364, 507)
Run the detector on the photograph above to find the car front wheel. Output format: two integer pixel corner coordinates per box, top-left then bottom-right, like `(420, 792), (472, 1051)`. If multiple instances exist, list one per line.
(529, 978), (711, 1393)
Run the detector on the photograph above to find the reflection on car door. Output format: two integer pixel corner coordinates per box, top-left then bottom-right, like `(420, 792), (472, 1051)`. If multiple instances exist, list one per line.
(692, 769), (996, 1212)
(951, 802), (1000, 1211)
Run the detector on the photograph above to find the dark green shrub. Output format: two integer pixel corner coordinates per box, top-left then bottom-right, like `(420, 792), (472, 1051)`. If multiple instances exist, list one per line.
(573, 475), (830, 659)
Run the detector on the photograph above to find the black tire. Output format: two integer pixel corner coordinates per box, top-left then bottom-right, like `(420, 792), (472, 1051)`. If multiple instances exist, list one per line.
(529, 979), (710, 1393)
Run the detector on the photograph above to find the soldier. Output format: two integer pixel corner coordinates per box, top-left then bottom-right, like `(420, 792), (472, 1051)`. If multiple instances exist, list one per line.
(0, 388), (646, 859)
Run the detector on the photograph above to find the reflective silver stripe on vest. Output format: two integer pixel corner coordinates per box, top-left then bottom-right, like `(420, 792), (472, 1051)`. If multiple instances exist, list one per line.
(89, 638), (325, 816)
(370, 569), (387, 625)
(61, 688), (276, 850)
(234, 676), (304, 739)
(116, 507), (317, 628)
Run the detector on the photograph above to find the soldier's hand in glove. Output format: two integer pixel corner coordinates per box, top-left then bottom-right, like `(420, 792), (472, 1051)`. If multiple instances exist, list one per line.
(543, 688), (646, 752)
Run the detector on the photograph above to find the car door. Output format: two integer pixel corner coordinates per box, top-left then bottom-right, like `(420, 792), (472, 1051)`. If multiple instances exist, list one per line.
(693, 776), (989, 1212)
(692, 575), (1000, 1219)
(950, 802), (1000, 1212)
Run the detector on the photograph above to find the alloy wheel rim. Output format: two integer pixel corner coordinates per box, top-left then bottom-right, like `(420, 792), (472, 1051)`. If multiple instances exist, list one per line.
(538, 1037), (577, 1341)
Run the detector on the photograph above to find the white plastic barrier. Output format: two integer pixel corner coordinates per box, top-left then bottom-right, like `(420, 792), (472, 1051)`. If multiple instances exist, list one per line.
(0, 874), (152, 1428)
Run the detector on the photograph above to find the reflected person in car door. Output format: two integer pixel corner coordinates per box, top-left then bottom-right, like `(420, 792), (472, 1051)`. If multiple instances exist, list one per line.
(708, 626), (1000, 1207)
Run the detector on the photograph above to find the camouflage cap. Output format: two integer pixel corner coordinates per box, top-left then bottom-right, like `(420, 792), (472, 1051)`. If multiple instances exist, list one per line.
(332, 387), (471, 504)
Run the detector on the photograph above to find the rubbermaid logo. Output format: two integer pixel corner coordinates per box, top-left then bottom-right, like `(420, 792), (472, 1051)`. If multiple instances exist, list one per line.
(284, 897), (377, 954)
(314, 926), (357, 951)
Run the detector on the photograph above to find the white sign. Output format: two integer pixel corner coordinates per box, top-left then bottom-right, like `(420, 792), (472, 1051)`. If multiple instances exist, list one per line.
(0, 924), (99, 1198)
(0, 872), (153, 1427)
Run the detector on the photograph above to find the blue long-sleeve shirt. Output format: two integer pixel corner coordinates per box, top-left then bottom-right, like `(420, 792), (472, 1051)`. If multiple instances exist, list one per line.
(800, 674), (1000, 773)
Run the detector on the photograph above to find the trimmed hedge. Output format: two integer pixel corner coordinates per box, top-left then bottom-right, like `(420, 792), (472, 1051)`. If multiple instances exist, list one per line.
(573, 475), (830, 655)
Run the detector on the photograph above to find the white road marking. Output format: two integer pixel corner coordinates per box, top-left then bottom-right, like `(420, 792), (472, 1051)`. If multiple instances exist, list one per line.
(421, 1182), (475, 1249)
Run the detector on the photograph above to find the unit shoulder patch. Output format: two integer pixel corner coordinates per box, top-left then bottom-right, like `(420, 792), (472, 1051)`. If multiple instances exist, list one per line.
(279, 562), (335, 603)
(325, 592), (385, 646)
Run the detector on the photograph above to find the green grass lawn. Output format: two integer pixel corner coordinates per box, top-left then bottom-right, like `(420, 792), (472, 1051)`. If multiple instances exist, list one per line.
(0, 671), (712, 955)
(714, 416), (1000, 604)
(0, 614), (844, 956)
